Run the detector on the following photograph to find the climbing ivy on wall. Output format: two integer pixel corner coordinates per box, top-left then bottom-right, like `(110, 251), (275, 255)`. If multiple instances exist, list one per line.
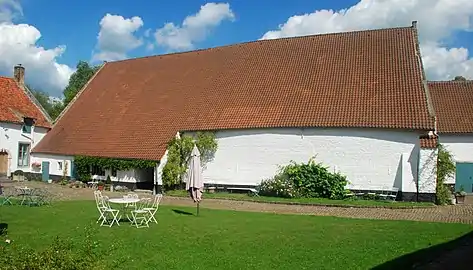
(74, 155), (157, 182)
(435, 143), (456, 205)
(162, 131), (218, 189)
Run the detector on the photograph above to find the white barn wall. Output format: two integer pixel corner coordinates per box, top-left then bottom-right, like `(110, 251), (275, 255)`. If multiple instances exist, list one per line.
(202, 128), (422, 193)
(0, 122), (49, 175)
(30, 153), (73, 177)
(439, 134), (473, 184)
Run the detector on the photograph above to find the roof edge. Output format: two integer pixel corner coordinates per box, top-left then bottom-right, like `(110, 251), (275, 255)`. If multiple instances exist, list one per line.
(106, 24), (416, 65)
(15, 80), (53, 127)
(427, 80), (473, 84)
(411, 21), (436, 126)
(53, 62), (107, 126)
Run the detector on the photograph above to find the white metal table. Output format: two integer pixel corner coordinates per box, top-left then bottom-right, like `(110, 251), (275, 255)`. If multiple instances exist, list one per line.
(108, 197), (140, 223)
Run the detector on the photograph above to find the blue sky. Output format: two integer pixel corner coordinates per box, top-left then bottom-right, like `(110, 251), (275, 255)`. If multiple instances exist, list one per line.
(20, 0), (360, 66)
(1, 0), (472, 97)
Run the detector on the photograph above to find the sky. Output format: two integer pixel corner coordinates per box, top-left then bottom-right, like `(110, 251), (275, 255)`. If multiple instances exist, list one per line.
(0, 0), (472, 98)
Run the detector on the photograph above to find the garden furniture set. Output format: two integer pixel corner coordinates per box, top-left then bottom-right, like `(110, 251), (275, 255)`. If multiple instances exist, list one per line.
(94, 190), (162, 228)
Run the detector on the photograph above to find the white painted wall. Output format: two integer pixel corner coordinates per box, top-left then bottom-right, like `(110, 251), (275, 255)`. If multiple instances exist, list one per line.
(30, 153), (73, 177)
(0, 121), (49, 175)
(105, 169), (153, 183)
(439, 134), (473, 184)
(418, 148), (438, 193)
(202, 128), (423, 193)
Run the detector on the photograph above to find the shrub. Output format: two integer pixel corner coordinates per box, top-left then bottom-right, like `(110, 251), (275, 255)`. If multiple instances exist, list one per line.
(436, 144), (456, 205)
(260, 157), (348, 200)
(0, 226), (108, 270)
(105, 175), (112, 185)
(259, 174), (298, 198)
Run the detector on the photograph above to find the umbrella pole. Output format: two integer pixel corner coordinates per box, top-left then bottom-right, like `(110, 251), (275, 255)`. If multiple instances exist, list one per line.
(197, 202), (200, 216)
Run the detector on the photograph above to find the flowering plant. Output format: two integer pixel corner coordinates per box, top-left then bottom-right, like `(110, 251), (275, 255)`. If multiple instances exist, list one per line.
(31, 161), (41, 168)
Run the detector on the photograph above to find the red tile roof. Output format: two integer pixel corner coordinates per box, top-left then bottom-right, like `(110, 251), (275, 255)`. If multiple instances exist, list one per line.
(429, 81), (473, 133)
(0, 77), (51, 128)
(33, 25), (434, 160)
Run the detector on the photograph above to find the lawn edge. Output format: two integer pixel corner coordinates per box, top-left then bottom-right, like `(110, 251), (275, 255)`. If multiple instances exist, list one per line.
(165, 194), (436, 209)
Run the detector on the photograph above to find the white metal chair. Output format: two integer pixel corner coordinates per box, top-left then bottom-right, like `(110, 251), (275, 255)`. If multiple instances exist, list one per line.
(143, 194), (163, 224)
(124, 193), (139, 208)
(99, 196), (121, 227)
(94, 191), (106, 223)
(130, 198), (151, 228)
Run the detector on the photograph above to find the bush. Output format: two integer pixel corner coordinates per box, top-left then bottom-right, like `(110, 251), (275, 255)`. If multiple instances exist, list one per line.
(259, 174), (299, 198)
(0, 226), (108, 270)
(436, 144), (456, 205)
(259, 157), (348, 200)
(436, 184), (452, 205)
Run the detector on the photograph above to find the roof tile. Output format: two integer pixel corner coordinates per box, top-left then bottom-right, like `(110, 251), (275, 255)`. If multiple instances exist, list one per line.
(429, 81), (473, 133)
(33, 26), (434, 160)
(0, 77), (51, 128)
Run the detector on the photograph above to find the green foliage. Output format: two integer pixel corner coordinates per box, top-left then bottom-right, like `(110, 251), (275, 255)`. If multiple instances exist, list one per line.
(162, 132), (218, 188)
(436, 144), (456, 205)
(63, 61), (101, 107)
(259, 174), (298, 198)
(30, 88), (64, 120)
(453, 75), (467, 81)
(74, 155), (157, 182)
(0, 226), (106, 270)
(259, 157), (348, 200)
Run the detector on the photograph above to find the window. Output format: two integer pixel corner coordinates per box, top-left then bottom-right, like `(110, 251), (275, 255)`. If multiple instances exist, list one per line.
(90, 165), (105, 176)
(17, 143), (30, 167)
(22, 117), (34, 134)
(111, 168), (117, 177)
(58, 161), (63, 171)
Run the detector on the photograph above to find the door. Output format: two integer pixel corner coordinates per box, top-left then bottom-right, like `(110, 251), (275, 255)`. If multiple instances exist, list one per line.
(41, 161), (50, 182)
(455, 162), (473, 193)
(0, 152), (8, 177)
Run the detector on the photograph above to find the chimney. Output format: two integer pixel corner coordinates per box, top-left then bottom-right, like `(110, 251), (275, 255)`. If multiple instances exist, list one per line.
(14, 64), (25, 85)
(412, 20), (418, 28)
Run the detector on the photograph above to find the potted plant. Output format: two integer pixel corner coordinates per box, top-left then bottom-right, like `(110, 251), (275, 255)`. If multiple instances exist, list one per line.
(97, 181), (105, 191)
(31, 161), (41, 171)
(455, 185), (467, 204)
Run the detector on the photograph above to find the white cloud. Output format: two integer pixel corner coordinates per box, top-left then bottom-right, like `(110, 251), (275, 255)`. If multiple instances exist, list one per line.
(0, 1), (73, 97)
(0, 0), (22, 23)
(154, 2), (235, 51)
(92, 13), (144, 62)
(261, 0), (473, 80)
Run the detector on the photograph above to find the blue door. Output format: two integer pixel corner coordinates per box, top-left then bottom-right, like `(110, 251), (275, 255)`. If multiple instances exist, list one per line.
(70, 160), (76, 180)
(455, 162), (473, 193)
(41, 161), (50, 182)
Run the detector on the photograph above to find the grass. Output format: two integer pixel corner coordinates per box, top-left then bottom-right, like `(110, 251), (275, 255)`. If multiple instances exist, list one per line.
(165, 190), (435, 208)
(0, 201), (471, 269)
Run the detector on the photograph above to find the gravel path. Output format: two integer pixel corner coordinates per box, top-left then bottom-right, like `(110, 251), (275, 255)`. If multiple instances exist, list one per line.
(3, 181), (473, 224)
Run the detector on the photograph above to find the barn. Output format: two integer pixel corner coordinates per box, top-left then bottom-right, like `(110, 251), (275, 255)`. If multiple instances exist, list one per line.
(429, 81), (473, 193)
(31, 22), (439, 201)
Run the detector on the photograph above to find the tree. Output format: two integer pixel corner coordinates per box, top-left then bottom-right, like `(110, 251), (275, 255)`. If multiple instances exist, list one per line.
(453, 76), (467, 81)
(63, 61), (101, 107)
(29, 87), (63, 121)
(24, 60), (100, 122)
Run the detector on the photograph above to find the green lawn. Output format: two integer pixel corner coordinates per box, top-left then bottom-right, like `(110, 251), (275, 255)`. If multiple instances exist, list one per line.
(165, 190), (435, 208)
(0, 201), (471, 269)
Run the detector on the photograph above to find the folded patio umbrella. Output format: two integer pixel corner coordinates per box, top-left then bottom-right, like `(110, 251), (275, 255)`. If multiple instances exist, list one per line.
(185, 144), (203, 215)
